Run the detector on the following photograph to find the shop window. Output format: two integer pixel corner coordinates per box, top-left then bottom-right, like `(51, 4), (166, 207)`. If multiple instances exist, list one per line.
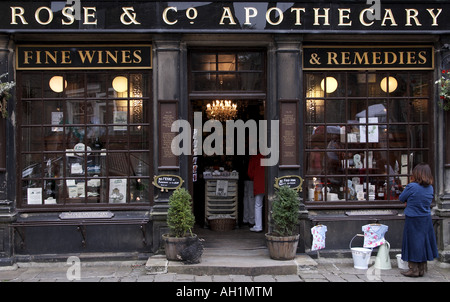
(190, 51), (265, 92)
(18, 72), (152, 208)
(304, 71), (432, 205)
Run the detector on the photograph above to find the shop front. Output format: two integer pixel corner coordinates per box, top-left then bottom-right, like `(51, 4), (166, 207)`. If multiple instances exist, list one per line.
(0, 1), (449, 265)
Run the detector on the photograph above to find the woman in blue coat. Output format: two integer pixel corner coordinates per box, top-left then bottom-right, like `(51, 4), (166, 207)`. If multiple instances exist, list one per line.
(399, 163), (438, 277)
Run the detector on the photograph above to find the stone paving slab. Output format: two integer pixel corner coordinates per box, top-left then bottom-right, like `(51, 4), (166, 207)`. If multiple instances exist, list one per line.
(0, 256), (449, 282)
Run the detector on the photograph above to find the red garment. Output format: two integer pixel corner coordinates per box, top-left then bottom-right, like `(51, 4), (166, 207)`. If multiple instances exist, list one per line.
(248, 153), (265, 195)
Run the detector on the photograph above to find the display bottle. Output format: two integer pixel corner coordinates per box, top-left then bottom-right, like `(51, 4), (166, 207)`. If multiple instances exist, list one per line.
(377, 182), (386, 200)
(314, 184), (323, 201)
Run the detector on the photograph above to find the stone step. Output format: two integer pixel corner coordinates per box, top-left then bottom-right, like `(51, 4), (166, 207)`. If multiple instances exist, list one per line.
(145, 250), (317, 276)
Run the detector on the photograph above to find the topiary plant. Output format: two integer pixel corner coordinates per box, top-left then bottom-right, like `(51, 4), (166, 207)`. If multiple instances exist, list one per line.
(271, 186), (299, 237)
(167, 188), (195, 238)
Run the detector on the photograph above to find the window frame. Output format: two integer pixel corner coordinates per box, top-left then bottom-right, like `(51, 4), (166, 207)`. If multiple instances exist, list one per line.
(16, 70), (153, 211)
(303, 70), (433, 209)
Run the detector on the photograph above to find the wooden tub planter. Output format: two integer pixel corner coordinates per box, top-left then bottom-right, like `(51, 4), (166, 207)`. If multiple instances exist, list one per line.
(265, 233), (300, 260)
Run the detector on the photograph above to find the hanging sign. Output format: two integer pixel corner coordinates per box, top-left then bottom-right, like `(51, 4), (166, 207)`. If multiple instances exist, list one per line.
(303, 46), (434, 70)
(153, 175), (184, 192)
(16, 44), (152, 70)
(274, 175), (303, 192)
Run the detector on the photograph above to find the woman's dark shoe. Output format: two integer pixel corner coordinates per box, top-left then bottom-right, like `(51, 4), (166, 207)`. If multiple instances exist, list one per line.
(401, 262), (420, 277)
(418, 262), (428, 277)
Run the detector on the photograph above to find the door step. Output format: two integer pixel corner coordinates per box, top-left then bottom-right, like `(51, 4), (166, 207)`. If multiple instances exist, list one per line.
(145, 249), (317, 276)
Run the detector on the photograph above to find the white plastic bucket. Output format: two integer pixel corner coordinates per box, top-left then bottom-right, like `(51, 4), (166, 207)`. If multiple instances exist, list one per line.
(396, 254), (409, 270)
(350, 234), (372, 269)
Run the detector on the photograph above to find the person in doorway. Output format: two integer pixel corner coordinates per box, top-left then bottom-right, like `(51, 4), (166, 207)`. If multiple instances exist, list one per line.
(399, 163), (438, 277)
(247, 153), (265, 232)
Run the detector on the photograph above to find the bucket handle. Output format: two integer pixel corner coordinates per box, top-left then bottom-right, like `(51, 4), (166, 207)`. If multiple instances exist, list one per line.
(349, 234), (365, 250)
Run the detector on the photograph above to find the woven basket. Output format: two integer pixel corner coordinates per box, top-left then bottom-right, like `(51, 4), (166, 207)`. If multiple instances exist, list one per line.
(208, 218), (236, 231)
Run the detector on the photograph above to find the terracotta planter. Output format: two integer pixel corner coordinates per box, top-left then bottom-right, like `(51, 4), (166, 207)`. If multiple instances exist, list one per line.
(265, 233), (300, 260)
(162, 233), (197, 261)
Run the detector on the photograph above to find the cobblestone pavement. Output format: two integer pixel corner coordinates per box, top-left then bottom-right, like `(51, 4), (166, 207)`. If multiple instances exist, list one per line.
(0, 257), (449, 282)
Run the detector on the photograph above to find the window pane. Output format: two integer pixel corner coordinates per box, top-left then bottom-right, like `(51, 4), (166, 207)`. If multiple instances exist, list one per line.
(66, 74), (85, 98)
(217, 73), (237, 90)
(305, 151), (324, 175)
(22, 127), (43, 152)
(409, 125), (428, 149)
(108, 153), (129, 176)
(218, 54), (235, 71)
(326, 99), (345, 123)
(191, 53), (216, 71)
(410, 73), (430, 97)
(306, 126), (326, 149)
(22, 100), (42, 125)
(238, 73), (263, 91)
(347, 73), (369, 97)
(238, 53), (262, 71)
(21, 74), (42, 98)
(87, 73), (107, 98)
(192, 73), (216, 91)
(389, 99), (408, 123)
(305, 99), (324, 123)
(130, 126), (150, 150)
(410, 99), (428, 122)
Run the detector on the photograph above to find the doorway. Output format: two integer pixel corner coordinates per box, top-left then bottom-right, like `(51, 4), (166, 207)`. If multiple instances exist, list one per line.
(190, 99), (266, 230)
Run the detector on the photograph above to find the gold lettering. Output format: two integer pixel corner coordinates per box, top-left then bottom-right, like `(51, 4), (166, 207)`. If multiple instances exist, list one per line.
(61, 50), (72, 64)
(398, 52), (405, 65)
(291, 8), (306, 25)
(133, 50), (142, 64)
(418, 51), (427, 64)
(381, 9), (398, 27)
(407, 51), (417, 64)
(338, 8), (352, 26)
(220, 7), (236, 25)
(313, 8), (330, 26)
(341, 52), (351, 64)
(35, 51), (42, 64)
(35, 6), (53, 25)
(354, 52), (369, 65)
(83, 7), (97, 25)
(121, 50), (132, 64)
(372, 52), (382, 64)
(23, 50), (33, 64)
(427, 8), (442, 26)
(105, 51), (118, 64)
(327, 52), (338, 65)
(45, 51), (58, 64)
(384, 52), (397, 64)
(78, 50), (96, 63)
(406, 9), (421, 26)
(162, 7), (178, 25)
(62, 7), (75, 25)
(97, 51), (103, 64)
(11, 7), (28, 25)
(359, 8), (374, 26)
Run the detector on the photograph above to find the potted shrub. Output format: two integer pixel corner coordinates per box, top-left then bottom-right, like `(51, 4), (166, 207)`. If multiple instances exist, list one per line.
(162, 188), (202, 263)
(265, 185), (300, 260)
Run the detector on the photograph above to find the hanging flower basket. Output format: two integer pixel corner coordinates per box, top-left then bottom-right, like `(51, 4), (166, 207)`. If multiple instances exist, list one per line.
(0, 73), (15, 119)
(436, 70), (450, 111)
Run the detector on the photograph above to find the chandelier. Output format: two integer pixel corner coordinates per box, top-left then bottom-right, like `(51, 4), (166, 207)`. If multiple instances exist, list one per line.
(206, 100), (238, 121)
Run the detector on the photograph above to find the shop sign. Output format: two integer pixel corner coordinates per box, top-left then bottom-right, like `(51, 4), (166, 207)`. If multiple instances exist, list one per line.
(0, 2), (449, 33)
(153, 175), (184, 192)
(16, 44), (152, 70)
(303, 46), (434, 70)
(274, 175), (303, 192)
